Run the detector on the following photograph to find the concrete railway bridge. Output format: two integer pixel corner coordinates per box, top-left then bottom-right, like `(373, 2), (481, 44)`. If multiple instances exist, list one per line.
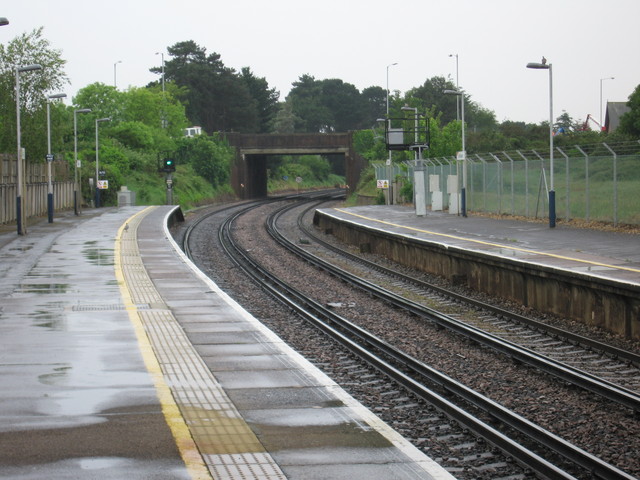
(224, 132), (366, 199)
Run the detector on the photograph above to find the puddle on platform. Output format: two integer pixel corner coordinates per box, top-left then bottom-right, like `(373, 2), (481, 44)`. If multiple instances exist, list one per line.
(18, 283), (70, 294)
(83, 241), (114, 266)
(32, 307), (66, 330)
(39, 365), (72, 385)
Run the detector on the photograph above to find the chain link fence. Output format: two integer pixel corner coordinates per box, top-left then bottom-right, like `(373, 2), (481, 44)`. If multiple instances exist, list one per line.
(374, 141), (640, 226)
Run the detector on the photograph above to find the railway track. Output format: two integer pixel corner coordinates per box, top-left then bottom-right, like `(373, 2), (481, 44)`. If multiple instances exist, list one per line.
(180, 194), (639, 479)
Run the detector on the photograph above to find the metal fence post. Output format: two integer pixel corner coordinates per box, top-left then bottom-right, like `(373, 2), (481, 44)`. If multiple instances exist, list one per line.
(490, 153), (503, 214)
(603, 143), (617, 226)
(517, 151), (530, 217)
(502, 152), (515, 215)
(575, 145), (589, 222)
(556, 147), (570, 222)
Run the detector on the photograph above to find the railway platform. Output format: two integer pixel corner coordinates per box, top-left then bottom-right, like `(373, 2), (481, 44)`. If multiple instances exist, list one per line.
(316, 205), (640, 285)
(0, 206), (453, 480)
(314, 205), (640, 340)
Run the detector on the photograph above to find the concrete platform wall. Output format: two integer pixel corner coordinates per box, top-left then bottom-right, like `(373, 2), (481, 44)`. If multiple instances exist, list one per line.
(314, 211), (640, 341)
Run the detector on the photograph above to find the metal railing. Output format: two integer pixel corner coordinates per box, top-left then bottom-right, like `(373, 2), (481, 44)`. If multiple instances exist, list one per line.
(1, 155), (74, 225)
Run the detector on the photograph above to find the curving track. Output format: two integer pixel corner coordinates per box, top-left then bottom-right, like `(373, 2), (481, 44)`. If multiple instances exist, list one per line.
(179, 194), (640, 480)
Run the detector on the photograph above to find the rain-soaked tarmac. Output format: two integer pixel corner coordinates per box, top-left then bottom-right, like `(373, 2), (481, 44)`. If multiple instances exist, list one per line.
(0, 208), (189, 479)
(0, 207), (453, 480)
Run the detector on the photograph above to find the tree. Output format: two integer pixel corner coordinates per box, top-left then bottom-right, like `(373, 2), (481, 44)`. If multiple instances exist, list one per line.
(287, 75), (370, 133)
(240, 67), (280, 133)
(270, 99), (299, 134)
(158, 40), (261, 134)
(618, 84), (640, 137)
(73, 82), (123, 120)
(361, 86), (387, 127)
(405, 76), (458, 124)
(0, 27), (68, 162)
(287, 74), (332, 132)
(175, 134), (232, 188)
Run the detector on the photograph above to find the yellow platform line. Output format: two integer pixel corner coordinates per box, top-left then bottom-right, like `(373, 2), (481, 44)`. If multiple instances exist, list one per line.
(334, 208), (640, 275)
(114, 206), (212, 480)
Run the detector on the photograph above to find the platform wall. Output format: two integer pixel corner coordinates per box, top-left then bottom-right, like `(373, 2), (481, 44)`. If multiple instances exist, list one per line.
(314, 210), (640, 341)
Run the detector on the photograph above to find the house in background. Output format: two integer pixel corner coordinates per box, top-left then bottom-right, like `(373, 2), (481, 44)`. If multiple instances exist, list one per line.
(604, 102), (630, 132)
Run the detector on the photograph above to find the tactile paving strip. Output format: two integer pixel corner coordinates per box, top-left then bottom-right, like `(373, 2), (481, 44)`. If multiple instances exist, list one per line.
(118, 207), (286, 480)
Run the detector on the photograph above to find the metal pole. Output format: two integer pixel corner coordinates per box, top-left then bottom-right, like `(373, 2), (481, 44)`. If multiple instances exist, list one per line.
(15, 64), (43, 235)
(46, 100), (52, 222)
(95, 117), (111, 208)
(46, 93), (66, 223)
(386, 63), (397, 205)
(548, 64), (555, 227)
(460, 93), (466, 216)
(74, 108), (91, 215)
(15, 69), (23, 235)
(74, 112), (79, 215)
(556, 147), (570, 222)
(603, 143), (617, 226)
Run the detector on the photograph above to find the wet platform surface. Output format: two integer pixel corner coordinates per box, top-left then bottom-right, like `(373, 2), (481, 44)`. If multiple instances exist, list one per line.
(319, 205), (640, 286)
(0, 207), (453, 480)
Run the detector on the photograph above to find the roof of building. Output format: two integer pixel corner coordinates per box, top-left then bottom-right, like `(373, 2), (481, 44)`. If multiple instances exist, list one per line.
(604, 101), (631, 132)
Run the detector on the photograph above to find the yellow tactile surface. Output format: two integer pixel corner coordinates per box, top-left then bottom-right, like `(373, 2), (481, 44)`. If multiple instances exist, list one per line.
(116, 206), (286, 480)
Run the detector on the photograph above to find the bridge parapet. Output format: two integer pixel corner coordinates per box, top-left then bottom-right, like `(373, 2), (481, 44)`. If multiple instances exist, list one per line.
(225, 133), (351, 153)
(224, 132), (364, 199)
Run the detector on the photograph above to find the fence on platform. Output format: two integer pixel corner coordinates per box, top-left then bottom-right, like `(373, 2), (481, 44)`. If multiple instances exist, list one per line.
(0, 154), (75, 225)
(374, 141), (640, 226)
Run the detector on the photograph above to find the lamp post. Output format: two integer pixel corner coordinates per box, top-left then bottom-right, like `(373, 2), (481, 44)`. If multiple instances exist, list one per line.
(46, 93), (66, 223)
(444, 89), (467, 217)
(386, 62), (398, 205)
(73, 108), (92, 215)
(527, 58), (555, 228)
(95, 117), (111, 208)
(113, 60), (122, 88)
(448, 53), (459, 121)
(600, 76), (614, 128)
(15, 63), (43, 235)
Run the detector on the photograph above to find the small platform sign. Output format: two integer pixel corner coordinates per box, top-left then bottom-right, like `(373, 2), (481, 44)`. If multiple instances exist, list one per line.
(377, 179), (389, 189)
(97, 180), (109, 190)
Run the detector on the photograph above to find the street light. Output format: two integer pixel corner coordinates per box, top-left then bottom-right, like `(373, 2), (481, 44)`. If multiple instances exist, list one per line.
(600, 76), (614, 128)
(527, 57), (555, 228)
(0, 17), (9, 26)
(73, 108), (92, 215)
(449, 53), (459, 121)
(113, 60), (122, 88)
(385, 62), (398, 205)
(15, 63), (43, 235)
(444, 89), (467, 217)
(46, 93), (66, 223)
(95, 117), (111, 208)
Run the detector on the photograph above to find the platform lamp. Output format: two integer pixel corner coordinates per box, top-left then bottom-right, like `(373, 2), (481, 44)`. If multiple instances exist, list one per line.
(527, 58), (555, 228)
(73, 108), (92, 215)
(15, 63), (43, 235)
(46, 93), (67, 223)
(0, 17), (9, 26)
(95, 117), (111, 208)
(385, 62), (398, 205)
(443, 89), (466, 217)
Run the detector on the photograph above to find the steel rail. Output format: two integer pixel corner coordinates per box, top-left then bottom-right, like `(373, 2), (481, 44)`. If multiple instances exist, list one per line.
(281, 204), (640, 413)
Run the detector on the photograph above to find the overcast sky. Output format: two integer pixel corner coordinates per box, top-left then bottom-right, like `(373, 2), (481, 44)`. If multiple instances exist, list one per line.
(3, 0), (639, 126)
